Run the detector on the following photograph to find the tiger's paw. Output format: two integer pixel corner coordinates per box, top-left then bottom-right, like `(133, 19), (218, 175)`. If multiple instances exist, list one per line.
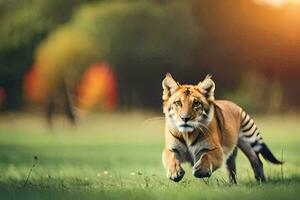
(166, 162), (185, 182)
(192, 167), (212, 178)
(167, 167), (185, 182)
(192, 162), (212, 178)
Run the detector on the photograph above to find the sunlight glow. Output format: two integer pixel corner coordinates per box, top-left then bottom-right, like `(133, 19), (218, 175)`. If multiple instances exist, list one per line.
(254, 0), (300, 7)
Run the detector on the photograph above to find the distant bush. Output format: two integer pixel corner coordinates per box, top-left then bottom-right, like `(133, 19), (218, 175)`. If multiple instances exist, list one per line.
(73, 0), (201, 69)
(0, 0), (99, 110)
(34, 0), (202, 108)
(71, 0), (202, 107)
(223, 71), (283, 113)
(35, 26), (100, 91)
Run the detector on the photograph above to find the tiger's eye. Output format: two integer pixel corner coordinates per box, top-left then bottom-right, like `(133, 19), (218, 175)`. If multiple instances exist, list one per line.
(174, 101), (182, 107)
(193, 100), (202, 108)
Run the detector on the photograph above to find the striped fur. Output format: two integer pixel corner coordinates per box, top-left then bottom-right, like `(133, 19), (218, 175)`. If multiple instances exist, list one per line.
(239, 110), (282, 164)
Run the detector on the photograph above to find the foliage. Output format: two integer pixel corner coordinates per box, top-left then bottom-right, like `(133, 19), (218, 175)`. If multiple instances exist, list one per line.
(33, 0), (201, 108)
(0, 0), (98, 109)
(73, 0), (201, 69)
(69, 0), (202, 107)
(0, 0), (87, 78)
(35, 26), (100, 91)
(224, 71), (283, 113)
(77, 63), (118, 110)
(1, 0), (300, 110)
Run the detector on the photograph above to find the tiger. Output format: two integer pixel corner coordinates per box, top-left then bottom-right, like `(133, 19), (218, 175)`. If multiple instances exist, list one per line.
(162, 73), (282, 183)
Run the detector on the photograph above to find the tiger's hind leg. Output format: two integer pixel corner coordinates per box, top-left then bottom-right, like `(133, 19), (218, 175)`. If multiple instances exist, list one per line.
(226, 147), (238, 184)
(238, 139), (266, 182)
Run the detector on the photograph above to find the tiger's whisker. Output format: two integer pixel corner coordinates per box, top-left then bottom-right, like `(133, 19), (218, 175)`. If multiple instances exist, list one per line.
(141, 117), (165, 127)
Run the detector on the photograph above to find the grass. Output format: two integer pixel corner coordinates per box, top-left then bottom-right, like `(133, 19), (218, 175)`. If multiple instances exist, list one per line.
(0, 112), (299, 200)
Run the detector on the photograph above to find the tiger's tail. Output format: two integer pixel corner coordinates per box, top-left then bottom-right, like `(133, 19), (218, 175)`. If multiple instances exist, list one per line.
(239, 110), (283, 165)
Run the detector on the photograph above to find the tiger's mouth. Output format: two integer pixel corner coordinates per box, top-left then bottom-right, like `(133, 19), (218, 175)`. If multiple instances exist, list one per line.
(179, 124), (193, 128)
(177, 123), (195, 132)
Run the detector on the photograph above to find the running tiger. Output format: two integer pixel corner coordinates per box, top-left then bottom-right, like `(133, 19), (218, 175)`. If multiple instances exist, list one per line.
(162, 73), (282, 183)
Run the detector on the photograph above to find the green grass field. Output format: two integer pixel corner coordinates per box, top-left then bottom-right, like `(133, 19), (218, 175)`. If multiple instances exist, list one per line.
(0, 112), (299, 200)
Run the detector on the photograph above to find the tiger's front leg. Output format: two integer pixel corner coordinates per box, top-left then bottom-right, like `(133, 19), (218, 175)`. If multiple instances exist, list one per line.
(192, 147), (224, 178)
(162, 148), (185, 182)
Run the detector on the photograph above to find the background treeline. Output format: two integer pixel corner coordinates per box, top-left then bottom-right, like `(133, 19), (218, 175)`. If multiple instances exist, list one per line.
(0, 0), (299, 114)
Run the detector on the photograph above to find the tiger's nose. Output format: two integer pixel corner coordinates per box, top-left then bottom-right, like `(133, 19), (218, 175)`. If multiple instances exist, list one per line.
(181, 116), (191, 123)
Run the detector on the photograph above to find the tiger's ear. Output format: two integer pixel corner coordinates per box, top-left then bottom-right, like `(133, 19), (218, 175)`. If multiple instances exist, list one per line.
(198, 74), (215, 101)
(162, 73), (179, 101)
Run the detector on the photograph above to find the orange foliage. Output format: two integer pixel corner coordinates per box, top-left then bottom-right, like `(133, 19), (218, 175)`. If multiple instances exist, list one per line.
(0, 87), (5, 106)
(23, 66), (47, 104)
(77, 63), (118, 110)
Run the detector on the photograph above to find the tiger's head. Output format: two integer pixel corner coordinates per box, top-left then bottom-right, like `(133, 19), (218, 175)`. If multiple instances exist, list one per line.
(162, 73), (215, 133)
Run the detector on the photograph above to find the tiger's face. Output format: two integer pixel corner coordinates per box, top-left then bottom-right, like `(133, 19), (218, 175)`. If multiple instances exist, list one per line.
(162, 74), (215, 133)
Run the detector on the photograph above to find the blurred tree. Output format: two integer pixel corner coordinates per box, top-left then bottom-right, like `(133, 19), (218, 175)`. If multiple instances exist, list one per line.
(35, 26), (100, 125)
(3, 0), (299, 112)
(71, 0), (202, 108)
(191, 0), (300, 108)
(23, 66), (46, 105)
(0, 87), (5, 108)
(0, 0), (99, 110)
(77, 63), (117, 110)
